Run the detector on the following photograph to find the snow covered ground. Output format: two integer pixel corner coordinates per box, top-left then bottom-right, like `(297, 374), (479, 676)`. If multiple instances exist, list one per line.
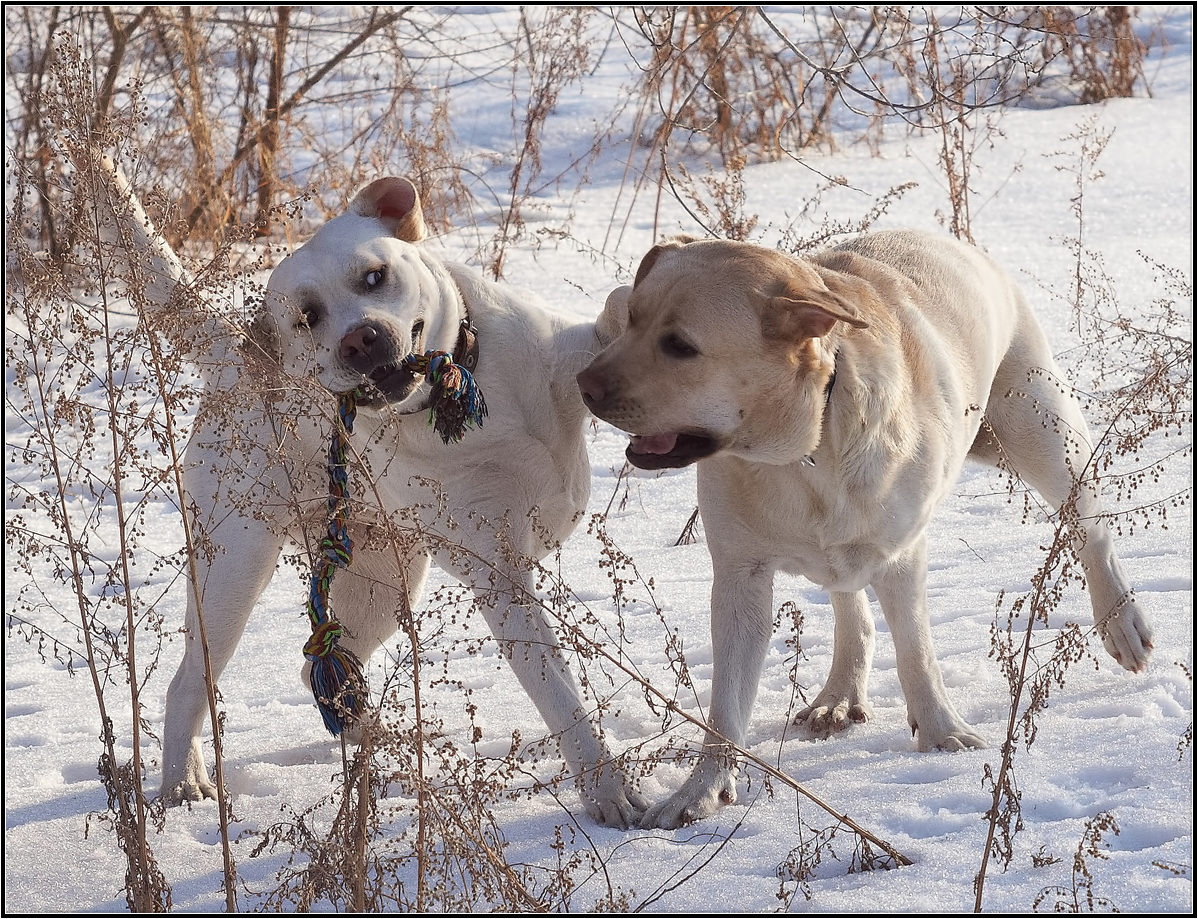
(5, 7), (1193, 913)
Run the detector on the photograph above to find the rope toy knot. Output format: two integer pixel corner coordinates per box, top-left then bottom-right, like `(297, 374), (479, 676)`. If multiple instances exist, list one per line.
(303, 619), (347, 661)
(304, 621), (365, 736)
(401, 349), (488, 443)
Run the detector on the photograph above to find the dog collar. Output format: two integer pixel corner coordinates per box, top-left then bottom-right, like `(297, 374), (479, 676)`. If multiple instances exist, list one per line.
(455, 315), (480, 373)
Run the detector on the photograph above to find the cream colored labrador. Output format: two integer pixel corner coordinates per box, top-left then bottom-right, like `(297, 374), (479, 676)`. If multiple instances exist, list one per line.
(577, 231), (1153, 829)
(87, 160), (642, 826)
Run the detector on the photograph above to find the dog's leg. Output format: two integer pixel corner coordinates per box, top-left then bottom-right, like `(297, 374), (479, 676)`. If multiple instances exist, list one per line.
(873, 538), (986, 751)
(641, 556), (777, 829)
(316, 540), (431, 743)
(161, 512), (284, 803)
(795, 590), (875, 734)
(978, 318), (1154, 672)
(160, 406), (302, 804)
(326, 541), (430, 665)
(428, 515), (648, 828)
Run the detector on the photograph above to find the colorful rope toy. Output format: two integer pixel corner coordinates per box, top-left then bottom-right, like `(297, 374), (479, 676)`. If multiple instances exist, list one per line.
(304, 390), (366, 735)
(302, 347), (487, 735)
(401, 349), (488, 443)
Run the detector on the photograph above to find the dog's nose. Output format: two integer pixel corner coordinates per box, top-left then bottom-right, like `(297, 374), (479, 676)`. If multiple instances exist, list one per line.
(576, 367), (607, 410)
(340, 323), (381, 372)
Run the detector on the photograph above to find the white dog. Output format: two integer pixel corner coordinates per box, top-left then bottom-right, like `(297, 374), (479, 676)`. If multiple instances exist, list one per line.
(88, 161), (644, 827)
(577, 231), (1153, 829)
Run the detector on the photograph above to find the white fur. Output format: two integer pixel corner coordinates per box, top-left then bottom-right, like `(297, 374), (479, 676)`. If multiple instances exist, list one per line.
(86, 161), (644, 827)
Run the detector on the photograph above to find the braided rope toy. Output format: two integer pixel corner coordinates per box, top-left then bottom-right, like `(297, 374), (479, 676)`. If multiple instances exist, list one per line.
(304, 390), (366, 735)
(400, 349), (488, 443)
(303, 349), (486, 735)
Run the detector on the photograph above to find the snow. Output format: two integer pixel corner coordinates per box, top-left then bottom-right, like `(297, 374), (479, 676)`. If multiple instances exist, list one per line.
(4, 7), (1193, 914)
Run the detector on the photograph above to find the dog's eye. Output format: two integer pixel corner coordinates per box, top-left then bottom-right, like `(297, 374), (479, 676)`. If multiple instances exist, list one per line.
(660, 333), (699, 359)
(364, 267), (387, 290)
(299, 302), (322, 329)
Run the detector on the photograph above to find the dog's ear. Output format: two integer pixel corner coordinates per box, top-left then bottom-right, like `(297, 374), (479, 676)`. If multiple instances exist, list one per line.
(765, 287), (870, 341)
(633, 237), (694, 288)
(349, 177), (426, 243)
(242, 307), (282, 365)
(595, 285), (632, 345)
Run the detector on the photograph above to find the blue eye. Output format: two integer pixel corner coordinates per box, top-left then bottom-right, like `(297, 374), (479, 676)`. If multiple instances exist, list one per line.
(660, 333), (698, 359)
(365, 268), (386, 289)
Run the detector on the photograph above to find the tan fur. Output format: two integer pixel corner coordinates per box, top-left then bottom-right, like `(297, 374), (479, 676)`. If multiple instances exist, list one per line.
(578, 230), (1153, 829)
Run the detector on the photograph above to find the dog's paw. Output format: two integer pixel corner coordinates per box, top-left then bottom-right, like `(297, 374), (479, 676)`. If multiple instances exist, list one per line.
(796, 697), (873, 737)
(579, 764), (649, 829)
(911, 712), (986, 753)
(159, 751), (220, 806)
(639, 760), (737, 830)
(584, 786), (650, 830)
(1098, 596), (1153, 674)
(640, 781), (735, 830)
(159, 777), (218, 807)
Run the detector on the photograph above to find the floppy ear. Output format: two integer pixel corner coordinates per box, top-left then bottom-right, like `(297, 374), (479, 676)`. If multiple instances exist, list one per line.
(632, 236), (695, 288)
(243, 308), (282, 365)
(595, 285), (631, 345)
(349, 177), (426, 243)
(633, 245), (668, 288)
(765, 287), (870, 341)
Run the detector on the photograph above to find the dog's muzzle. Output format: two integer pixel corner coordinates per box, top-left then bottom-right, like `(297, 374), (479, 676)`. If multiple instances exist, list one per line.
(339, 320), (426, 407)
(578, 365), (722, 469)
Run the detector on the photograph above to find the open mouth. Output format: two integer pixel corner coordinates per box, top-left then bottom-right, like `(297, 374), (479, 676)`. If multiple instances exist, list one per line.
(356, 363), (422, 406)
(353, 319), (426, 406)
(626, 431), (721, 470)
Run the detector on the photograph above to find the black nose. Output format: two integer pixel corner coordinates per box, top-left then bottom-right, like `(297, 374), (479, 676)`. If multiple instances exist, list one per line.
(340, 323), (381, 373)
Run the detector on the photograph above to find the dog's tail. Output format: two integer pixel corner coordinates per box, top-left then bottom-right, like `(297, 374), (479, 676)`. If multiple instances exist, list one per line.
(79, 154), (241, 369)
(89, 155), (190, 307)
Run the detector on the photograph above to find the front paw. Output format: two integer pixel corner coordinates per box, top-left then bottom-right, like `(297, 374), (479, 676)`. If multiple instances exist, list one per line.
(911, 707), (986, 752)
(578, 763), (649, 829)
(796, 695), (873, 737)
(159, 775), (218, 806)
(1098, 596), (1153, 673)
(640, 760), (737, 830)
(159, 748), (220, 806)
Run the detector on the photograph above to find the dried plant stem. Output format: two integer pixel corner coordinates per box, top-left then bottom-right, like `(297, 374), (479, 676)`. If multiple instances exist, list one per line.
(650, 690), (912, 868)
(973, 510), (1074, 911)
(75, 132), (242, 904)
(399, 594), (430, 909)
(427, 782), (546, 910)
(352, 457), (430, 907)
(98, 289), (162, 912)
(141, 326), (238, 911)
(16, 253), (172, 914)
(351, 747), (368, 911)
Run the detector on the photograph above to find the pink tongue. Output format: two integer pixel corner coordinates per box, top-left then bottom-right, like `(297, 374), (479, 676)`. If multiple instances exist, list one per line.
(630, 433), (678, 455)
